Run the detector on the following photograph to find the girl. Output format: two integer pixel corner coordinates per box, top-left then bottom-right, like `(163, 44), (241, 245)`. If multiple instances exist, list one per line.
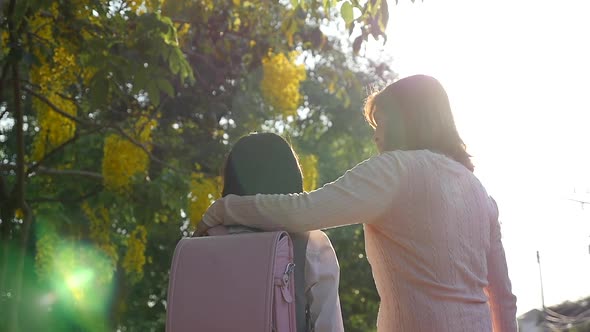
(214, 132), (344, 332)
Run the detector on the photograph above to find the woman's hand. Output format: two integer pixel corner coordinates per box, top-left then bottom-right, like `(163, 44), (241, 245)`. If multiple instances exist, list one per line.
(193, 199), (224, 237)
(193, 220), (211, 237)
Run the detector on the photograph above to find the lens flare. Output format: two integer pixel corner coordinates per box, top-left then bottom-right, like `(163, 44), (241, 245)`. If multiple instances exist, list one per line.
(37, 241), (115, 330)
(65, 269), (95, 302)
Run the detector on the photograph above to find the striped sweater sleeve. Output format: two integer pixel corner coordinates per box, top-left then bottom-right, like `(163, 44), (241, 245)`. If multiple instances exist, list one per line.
(484, 198), (518, 332)
(202, 151), (406, 233)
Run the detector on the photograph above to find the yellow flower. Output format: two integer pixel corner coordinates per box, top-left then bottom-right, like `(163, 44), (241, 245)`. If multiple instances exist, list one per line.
(14, 208), (24, 219)
(1, 31), (9, 54)
(128, 0), (142, 12)
(122, 225), (148, 283)
(102, 116), (156, 193)
(175, 23), (191, 47)
(134, 115), (157, 144)
(189, 172), (220, 228)
(260, 51), (306, 116)
(31, 95), (77, 161)
(82, 202), (119, 267)
(102, 134), (149, 192)
(30, 46), (78, 161)
(35, 228), (60, 280)
(299, 154), (319, 192)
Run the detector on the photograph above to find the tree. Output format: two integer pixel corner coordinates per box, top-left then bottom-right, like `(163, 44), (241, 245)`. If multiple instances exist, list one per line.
(0, 0), (394, 330)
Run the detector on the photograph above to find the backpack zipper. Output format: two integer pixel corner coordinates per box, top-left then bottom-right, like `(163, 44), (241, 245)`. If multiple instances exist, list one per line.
(280, 262), (296, 303)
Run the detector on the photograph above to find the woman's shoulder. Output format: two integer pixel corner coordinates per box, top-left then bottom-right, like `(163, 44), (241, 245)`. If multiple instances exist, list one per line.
(350, 150), (427, 179)
(370, 149), (441, 169)
(381, 149), (446, 160)
(377, 150), (471, 180)
(373, 149), (434, 161)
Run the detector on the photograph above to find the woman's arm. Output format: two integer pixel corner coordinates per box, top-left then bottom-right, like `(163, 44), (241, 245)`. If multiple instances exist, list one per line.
(484, 199), (518, 332)
(202, 151), (406, 233)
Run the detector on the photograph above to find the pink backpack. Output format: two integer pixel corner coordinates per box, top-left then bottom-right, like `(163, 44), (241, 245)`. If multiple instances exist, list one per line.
(166, 226), (297, 332)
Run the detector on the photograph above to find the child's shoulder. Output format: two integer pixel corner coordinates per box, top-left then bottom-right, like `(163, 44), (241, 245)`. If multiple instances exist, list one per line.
(305, 230), (337, 261)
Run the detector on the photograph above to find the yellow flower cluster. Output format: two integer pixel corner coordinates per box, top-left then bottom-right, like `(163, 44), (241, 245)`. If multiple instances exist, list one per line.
(122, 225), (148, 284)
(29, 9), (53, 42)
(28, 47), (76, 100)
(260, 52), (306, 116)
(102, 135), (149, 192)
(82, 202), (118, 267)
(134, 116), (157, 143)
(299, 154), (319, 192)
(102, 117), (156, 192)
(127, 0), (143, 12)
(28, 2), (103, 162)
(31, 96), (77, 161)
(30, 45), (79, 161)
(189, 172), (220, 228)
(175, 23), (192, 48)
(201, 0), (215, 11)
(71, 0), (93, 19)
(35, 227), (60, 281)
(14, 208), (24, 219)
(1, 31), (9, 55)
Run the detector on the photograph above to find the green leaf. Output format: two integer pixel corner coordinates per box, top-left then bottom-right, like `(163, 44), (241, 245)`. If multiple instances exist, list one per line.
(146, 81), (160, 106)
(341, 1), (354, 24)
(323, 0), (332, 18)
(88, 71), (109, 108)
(13, 0), (31, 28)
(379, 0), (389, 31)
(168, 49), (182, 75)
(156, 78), (175, 97)
(132, 70), (148, 94)
(290, 0), (299, 7)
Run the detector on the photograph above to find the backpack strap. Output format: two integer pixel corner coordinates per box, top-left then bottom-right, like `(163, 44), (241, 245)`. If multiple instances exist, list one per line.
(290, 232), (310, 332)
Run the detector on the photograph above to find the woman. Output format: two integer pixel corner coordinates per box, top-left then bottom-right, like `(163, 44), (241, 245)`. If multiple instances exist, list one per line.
(198, 75), (517, 331)
(215, 132), (344, 332)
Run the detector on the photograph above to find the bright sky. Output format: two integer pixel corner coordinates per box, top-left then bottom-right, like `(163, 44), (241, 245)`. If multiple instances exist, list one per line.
(377, 0), (590, 316)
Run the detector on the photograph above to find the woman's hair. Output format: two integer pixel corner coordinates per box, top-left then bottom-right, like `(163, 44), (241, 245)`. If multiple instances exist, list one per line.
(364, 74), (474, 172)
(222, 133), (304, 197)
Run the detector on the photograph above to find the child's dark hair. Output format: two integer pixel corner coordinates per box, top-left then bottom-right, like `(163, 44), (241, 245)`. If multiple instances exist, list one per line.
(222, 133), (304, 197)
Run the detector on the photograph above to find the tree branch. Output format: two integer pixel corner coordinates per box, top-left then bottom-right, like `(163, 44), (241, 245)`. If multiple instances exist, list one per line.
(26, 31), (54, 48)
(21, 79), (78, 103)
(29, 186), (103, 203)
(25, 84), (192, 179)
(3, 163), (102, 180)
(0, 174), (11, 329)
(11, 201), (31, 332)
(0, 164), (17, 172)
(22, 85), (96, 128)
(34, 167), (103, 180)
(109, 125), (192, 176)
(6, 0), (28, 329)
(12, 37), (25, 212)
(27, 134), (81, 175)
(0, 61), (11, 101)
(27, 126), (103, 175)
